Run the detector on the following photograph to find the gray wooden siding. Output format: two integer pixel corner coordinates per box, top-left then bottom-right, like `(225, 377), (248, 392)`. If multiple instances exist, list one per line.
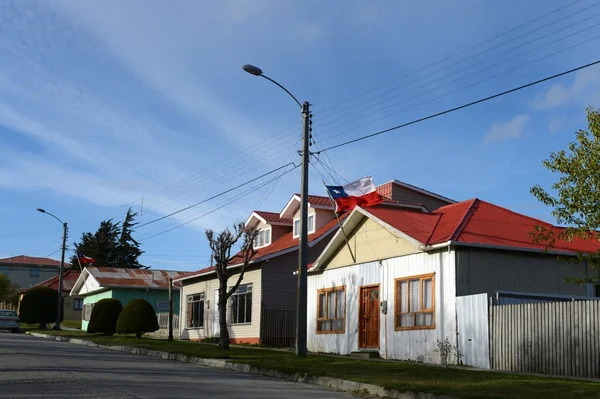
(455, 248), (589, 298)
(391, 185), (450, 211)
(261, 238), (333, 309)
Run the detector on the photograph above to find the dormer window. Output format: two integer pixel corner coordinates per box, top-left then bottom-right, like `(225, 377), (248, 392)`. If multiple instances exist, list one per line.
(293, 215), (315, 238)
(253, 228), (271, 249)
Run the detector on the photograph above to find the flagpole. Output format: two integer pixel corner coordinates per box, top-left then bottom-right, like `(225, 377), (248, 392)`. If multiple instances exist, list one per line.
(323, 180), (356, 264)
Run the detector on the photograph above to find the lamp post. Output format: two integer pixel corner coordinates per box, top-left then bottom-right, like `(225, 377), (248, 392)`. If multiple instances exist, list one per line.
(242, 64), (310, 357)
(37, 208), (67, 330)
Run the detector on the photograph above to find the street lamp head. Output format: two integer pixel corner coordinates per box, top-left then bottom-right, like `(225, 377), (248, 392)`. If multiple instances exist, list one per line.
(242, 64), (263, 76)
(36, 208), (46, 213)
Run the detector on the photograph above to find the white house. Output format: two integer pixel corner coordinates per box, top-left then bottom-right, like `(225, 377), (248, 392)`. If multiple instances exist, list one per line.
(307, 199), (600, 365)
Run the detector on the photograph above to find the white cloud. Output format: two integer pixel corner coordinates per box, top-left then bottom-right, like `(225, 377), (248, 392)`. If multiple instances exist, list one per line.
(532, 66), (600, 111)
(548, 117), (566, 133)
(482, 114), (530, 145)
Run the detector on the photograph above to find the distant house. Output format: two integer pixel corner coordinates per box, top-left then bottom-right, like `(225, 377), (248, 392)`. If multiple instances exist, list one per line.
(307, 198), (600, 364)
(20, 270), (83, 320)
(70, 267), (188, 331)
(0, 255), (68, 289)
(176, 180), (455, 346)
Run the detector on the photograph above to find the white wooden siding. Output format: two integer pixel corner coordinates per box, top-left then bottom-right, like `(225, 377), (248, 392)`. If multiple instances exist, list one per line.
(308, 250), (456, 364)
(179, 267), (262, 342)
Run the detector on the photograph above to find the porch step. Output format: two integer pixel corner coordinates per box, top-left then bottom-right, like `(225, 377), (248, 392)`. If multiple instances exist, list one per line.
(350, 351), (380, 359)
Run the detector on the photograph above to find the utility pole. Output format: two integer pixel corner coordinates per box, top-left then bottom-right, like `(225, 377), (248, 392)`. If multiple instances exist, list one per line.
(296, 101), (311, 357)
(55, 222), (67, 330)
(168, 277), (174, 341)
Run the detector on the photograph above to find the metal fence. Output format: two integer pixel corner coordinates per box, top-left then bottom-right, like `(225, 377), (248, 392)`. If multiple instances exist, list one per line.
(156, 312), (179, 330)
(490, 299), (600, 378)
(260, 305), (296, 348)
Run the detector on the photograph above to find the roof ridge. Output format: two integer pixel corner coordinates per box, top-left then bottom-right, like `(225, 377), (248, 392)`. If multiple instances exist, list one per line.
(448, 199), (480, 242)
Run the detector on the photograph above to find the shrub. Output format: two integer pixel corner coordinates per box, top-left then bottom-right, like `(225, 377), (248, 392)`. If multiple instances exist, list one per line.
(116, 299), (159, 339)
(87, 298), (123, 335)
(19, 287), (58, 329)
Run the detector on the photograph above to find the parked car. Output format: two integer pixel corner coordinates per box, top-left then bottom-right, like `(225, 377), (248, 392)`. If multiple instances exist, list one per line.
(0, 309), (20, 333)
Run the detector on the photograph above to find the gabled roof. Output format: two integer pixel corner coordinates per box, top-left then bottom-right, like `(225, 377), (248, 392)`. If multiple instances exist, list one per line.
(177, 214), (346, 283)
(0, 255), (69, 268)
(26, 270), (81, 293)
(71, 267), (188, 296)
(245, 211), (292, 227)
(311, 199), (600, 271)
(377, 180), (456, 204)
(280, 194), (334, 219)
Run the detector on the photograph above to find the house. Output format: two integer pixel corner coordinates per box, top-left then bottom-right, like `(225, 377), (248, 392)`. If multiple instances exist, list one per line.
(306, 198), (600, 364)
(70, 267), (188, 331)
(176, 181), (455, 345)
(0, 255), (68, 289)
(20, 270), (83, 321)
(175, 194), (341, 345)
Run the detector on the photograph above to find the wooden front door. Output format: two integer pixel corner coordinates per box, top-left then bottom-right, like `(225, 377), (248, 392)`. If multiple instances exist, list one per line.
(359, 285), (380, 348)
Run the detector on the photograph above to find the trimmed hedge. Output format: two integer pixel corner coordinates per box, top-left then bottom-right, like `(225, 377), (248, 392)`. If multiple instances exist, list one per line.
(19, 286), (58, 328)
(116, 299), (159, 339)
(87, 298), (123, 335)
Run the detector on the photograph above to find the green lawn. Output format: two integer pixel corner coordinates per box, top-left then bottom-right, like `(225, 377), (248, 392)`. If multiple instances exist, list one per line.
(29, 330), (600, 399)
(61, 320), (82, 330)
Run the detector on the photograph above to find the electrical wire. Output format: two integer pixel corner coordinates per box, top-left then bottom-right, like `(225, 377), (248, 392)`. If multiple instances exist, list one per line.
(315, 59), (600, 154)
(140, 164), (300, 240)
(0, 228), (61, 238)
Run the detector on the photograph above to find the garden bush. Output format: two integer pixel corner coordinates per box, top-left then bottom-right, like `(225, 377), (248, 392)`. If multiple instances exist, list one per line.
(87, 298), (123, 335)
(116, 299), (159, 339)
(19, 287), (58, 329)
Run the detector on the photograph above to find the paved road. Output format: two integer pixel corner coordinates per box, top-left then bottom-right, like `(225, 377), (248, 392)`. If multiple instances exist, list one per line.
(0, 332), (353, 399)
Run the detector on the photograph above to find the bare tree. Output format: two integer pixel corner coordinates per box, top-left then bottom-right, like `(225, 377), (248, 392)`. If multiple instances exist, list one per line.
(206, 222), (258, 349)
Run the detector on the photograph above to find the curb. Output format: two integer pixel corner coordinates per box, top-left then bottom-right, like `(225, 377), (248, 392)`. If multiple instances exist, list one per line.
(27, 332), (452, 399)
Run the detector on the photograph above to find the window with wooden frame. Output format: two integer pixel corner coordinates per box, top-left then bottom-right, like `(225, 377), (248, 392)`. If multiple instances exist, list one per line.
(187, 293), (205, 328)
(395, 273), (435, 330)
(316, 286), (345, 334)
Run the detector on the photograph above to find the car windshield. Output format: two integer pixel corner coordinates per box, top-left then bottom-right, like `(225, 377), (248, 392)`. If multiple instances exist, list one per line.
(0, 310), (17, 317)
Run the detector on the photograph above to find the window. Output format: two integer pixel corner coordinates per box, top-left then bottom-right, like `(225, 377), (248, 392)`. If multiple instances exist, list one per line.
(29, 268), (40, 278)
(157, 301), (169, 311)
(316, 286), (345, 333)
(230, 284), (252, 324)
(187, 293), (205, 328)
(293, 215), (315, 237)
(395, 274), (435, 330)
(253, 229), (271, 249)
(73, 298), (83, 311)
(83, 303), (95, 321)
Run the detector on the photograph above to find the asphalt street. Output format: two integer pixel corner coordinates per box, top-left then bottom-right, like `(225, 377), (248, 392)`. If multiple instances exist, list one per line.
(0, 332), (353, 399)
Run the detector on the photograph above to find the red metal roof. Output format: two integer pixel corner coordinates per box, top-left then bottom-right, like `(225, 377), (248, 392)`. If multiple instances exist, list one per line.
(254, 211), (292, 225)
(0, 255), (69, 268)
(27, 270), (81, 292)
(366, 199), (600, 254)
(87, 267), (189, 289)
(291, 194), (333, 207)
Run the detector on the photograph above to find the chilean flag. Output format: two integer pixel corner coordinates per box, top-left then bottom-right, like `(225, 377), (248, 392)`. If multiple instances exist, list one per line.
(77, 252), (95, 265)
(325, 176), (384, 213)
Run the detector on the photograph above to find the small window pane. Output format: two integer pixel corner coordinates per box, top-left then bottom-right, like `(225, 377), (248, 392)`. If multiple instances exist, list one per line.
(265, 229), (271, 245)
(327, 291), (335, 318)
(308, 215), (314, 232)
(400, 281), (408, 312)
(332, 319), (343, 331)
(400, 314), (414, 327)
(410, 280), (420, 312)
(294, 220), (300, 235)
(336, 289), (344, 318)
(318, 321), (329, 331)
(423, 279), (433, 309)
(318, 293), (326, 318)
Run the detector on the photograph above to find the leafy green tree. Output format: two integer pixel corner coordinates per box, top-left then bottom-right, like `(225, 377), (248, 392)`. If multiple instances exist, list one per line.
(19, 287), (58, 329)
(531, 107), (600, 284)
(116, 299), (159, 339)
(69, 208), (144, 269)
(116, 209), (143, 269)
(0, 274), (19, 305)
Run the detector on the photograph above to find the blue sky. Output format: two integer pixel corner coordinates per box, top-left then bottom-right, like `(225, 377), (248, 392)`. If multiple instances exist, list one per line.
(1, 0), (599, 272)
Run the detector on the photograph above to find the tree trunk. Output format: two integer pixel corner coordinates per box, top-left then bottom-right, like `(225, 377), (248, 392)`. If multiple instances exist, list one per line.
(218, 282), (229, 350)
(136, 332), (141, 339)
(39, 322), (47, 330)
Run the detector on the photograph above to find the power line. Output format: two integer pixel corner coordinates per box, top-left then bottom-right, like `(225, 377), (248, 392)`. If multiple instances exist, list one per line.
(137, 162), (298, 228)
(316, 18), (600, 141)
(0, 228), (61, 238)
(315, 59), (600, 154)
(140, 164), (299, 240)
(310, 0), (589, 120)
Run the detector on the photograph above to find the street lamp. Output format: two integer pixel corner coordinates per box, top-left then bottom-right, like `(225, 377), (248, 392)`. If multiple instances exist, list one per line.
(242, 64), (311, 357)
(37, 208), (68, 331)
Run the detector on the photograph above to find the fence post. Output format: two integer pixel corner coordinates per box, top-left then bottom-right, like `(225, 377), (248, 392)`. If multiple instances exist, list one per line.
(168, 278), (173, 341)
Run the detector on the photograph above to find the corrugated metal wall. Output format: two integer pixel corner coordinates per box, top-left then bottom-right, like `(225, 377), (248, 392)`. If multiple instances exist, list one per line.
(456, 294), (490, 368)
(455, 248), (588, 298)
